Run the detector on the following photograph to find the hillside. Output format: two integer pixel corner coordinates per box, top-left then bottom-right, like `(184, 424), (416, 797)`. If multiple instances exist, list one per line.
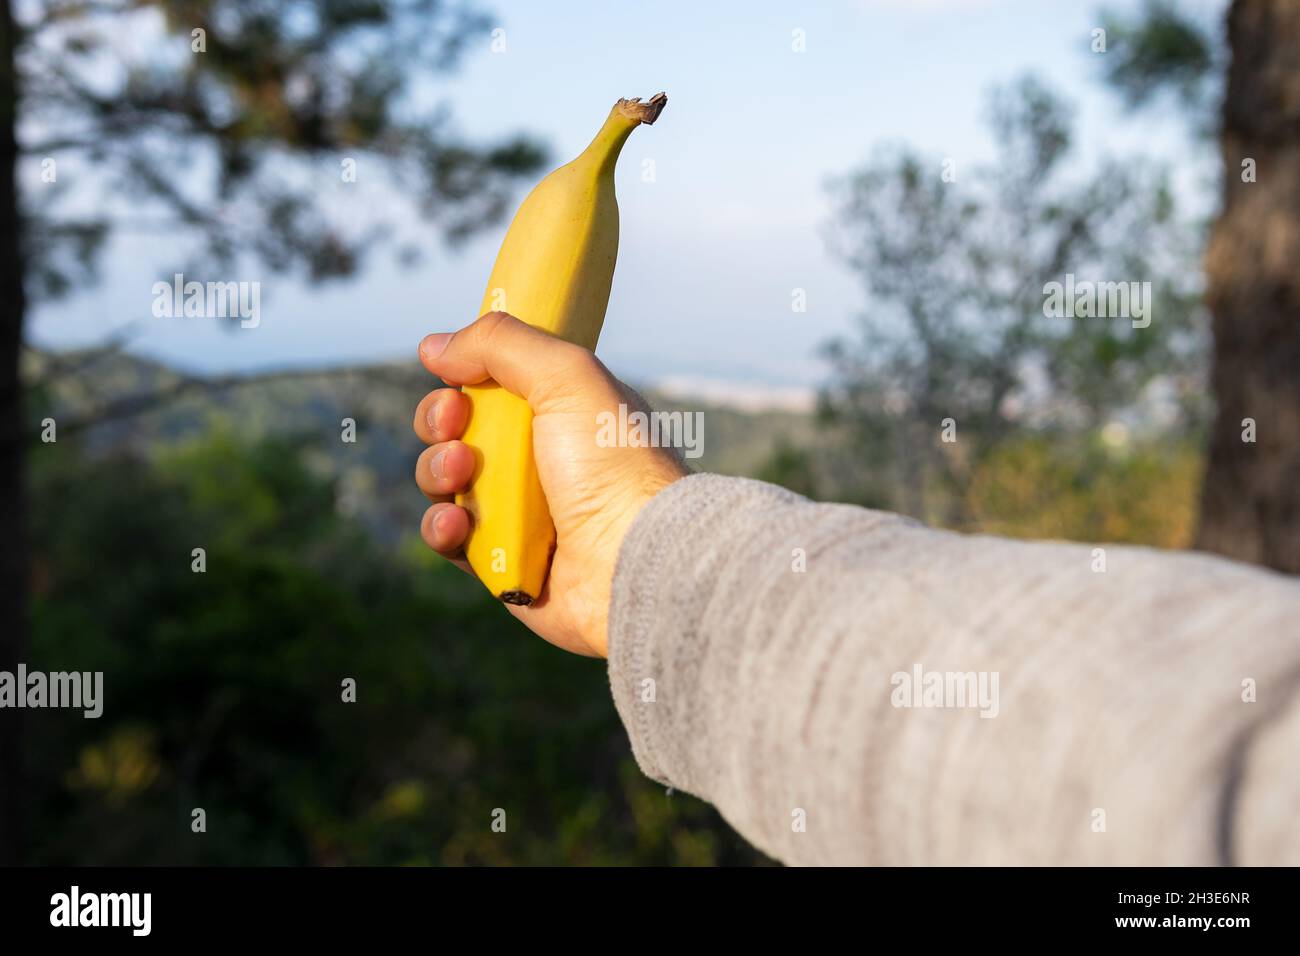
(25, 348), (824, 543)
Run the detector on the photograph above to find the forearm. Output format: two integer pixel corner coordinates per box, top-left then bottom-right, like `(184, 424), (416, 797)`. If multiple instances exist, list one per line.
(607, 474), (1300, 865)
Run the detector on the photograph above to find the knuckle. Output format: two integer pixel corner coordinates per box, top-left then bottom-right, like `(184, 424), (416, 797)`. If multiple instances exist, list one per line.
(478, 310), (516, 333)
(533, 345), (604, 403)
(565, 346), (608, 385)
(476, 311), (519, 353)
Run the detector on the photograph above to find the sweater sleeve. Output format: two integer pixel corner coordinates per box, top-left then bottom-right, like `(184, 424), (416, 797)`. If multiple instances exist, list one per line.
(605, 473), (1300, 865)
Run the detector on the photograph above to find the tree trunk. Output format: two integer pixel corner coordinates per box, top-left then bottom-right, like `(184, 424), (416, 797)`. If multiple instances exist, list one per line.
(1197, 0), (1300, 574)
(0, 0), (27, 865)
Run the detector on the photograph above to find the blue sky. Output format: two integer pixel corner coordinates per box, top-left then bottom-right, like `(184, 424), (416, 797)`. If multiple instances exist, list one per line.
(29, 0), (1226, 394)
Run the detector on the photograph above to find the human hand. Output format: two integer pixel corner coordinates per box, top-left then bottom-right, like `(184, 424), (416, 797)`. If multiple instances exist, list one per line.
(413, 312), (688, 658)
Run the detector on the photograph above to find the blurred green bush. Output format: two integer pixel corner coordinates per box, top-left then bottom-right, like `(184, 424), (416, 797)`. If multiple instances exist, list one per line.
(26, 426), (768, 866)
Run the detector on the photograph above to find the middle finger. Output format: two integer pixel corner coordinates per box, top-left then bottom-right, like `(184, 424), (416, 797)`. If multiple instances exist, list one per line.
(415, 440), (476, 499)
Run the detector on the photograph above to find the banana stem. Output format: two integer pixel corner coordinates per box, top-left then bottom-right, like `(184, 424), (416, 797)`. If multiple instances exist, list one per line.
(582, 93), (668, 174)
(615, 92), (668, 125)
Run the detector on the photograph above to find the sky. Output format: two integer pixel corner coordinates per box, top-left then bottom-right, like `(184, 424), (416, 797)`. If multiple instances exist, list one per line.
(28, 0), (1227, 402)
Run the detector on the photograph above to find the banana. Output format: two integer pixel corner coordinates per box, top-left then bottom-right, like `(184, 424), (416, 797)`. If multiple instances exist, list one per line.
(457, 92), (667, 605)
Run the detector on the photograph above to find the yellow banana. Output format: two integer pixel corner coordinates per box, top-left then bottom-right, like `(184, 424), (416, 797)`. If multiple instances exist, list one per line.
(457, 92), (667, 605)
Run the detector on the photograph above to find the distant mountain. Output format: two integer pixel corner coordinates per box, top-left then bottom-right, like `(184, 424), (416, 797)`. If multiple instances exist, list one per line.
(25, 348), (824, 543)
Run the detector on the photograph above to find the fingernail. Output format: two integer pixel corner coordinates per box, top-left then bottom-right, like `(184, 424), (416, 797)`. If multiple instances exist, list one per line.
(420, 333), (452, 361)
(425, 398), (440, 433)
(429, 449), (447, 480)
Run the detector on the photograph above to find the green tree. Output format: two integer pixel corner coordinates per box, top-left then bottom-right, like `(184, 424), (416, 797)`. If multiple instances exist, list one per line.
(1, 0), (545, 864)
(820, 76), (1205, 527)
(26, 426), (768, 865)
(1098, 0), (1221, 127)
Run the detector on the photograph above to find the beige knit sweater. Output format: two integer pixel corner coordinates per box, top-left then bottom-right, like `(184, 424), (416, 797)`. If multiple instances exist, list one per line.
(606, 474), (1300, 865)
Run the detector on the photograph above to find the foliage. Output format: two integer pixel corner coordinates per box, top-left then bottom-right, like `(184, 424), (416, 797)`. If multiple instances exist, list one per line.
(818, 75), (1208, 528)
(1097, 0), (1221, 125)
(25, 424), (768, 865)
(4, 2), (548, 864)
(963, 432), (1202, 547)
(17, 0), (546, 299)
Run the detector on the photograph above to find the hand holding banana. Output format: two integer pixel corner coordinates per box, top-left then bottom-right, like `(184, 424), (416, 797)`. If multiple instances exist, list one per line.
(413, 94), (685, 657)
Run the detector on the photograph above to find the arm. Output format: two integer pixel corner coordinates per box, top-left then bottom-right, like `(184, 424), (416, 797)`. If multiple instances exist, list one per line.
(608, 473), (1300, 865)
(414, 312), (1300, 865)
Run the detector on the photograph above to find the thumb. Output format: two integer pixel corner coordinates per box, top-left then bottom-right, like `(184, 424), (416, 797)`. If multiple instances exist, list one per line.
(419, 311), (608, 410)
